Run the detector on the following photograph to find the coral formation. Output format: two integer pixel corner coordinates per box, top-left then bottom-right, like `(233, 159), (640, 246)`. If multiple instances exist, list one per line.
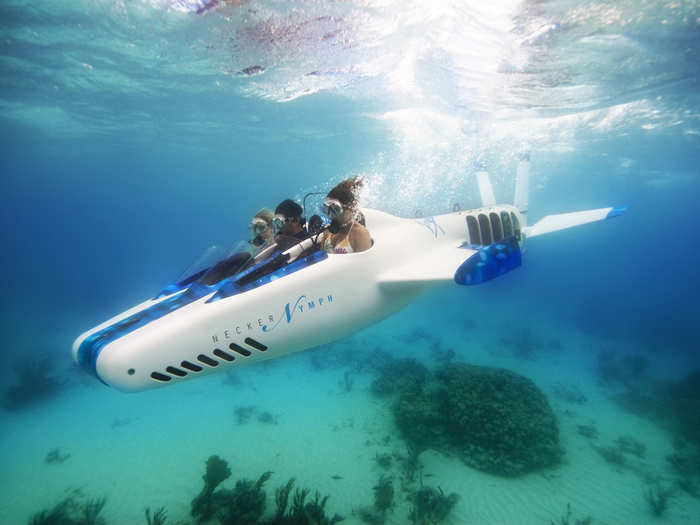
(643, 481), (671, 517)
(273, 478), (296, 520)
(81, 497), (107, 525)
(234, 405), (257, 425)
(29, 500), (71, 525)
(216, 471), (271, 524)
(596, 350), (649, 389)
(374, 452), (392, 469)
(80, 498), (107, 525)
(666, 444), (700, 478)
(666, 370), (700, 447)
(191, 455), (232, 522)
(28, 495), (107, 525)
(397, 444), (424, 485)
(370, 359), (429, 398)
(549, 503), (592, 525)
(391, 363), (562, 477)
(110, 417), (133, 428)
(577, 425), (598, 439)
(615, 435), (646, 458)
(5, 356), (64, 411)
(234, 405), (279, 425)
(593, 445), (626, 467)
(601, 362), (700, 480)
(498, 327), (540, 360)
(354, 507), (384, 525)
(189, 456), (343, 525)
(145, 507), (167, 525)
(307, 341), (392, 373)
(407, 485), (459, 525)
(372, 475), (394, 515)
(551, 383), (587, 405)
(257, 411), (278, 424)
(675, 475), (700, 498)
(44, 448), (71, 464)
(596, 358), (700, 496)
(341, 371), (353, 393)
(272, 486), (343, 525)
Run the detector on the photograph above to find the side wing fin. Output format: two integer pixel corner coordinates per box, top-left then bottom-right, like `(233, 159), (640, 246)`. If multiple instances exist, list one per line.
(524, 206), (626, 238)
(378, 245), (476, 286)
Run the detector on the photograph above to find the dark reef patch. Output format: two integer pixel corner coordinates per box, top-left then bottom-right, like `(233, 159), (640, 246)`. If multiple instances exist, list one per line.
(407, 485), (459, 525)
(373, 359), (562, 477)
(5, 355), (65, 411)
(190, 455), (344, 525)
(44, 448), (71, 464)
(28, 494), (107, 525)
(497, 327), (542, 360)
(370, 359), (429, 399)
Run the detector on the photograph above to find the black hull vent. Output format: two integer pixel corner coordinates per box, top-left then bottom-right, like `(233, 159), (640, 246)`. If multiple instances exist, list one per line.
(244, 337), (267, 351)
(213, 348), (235, 362)
(149, 338), (270, 383)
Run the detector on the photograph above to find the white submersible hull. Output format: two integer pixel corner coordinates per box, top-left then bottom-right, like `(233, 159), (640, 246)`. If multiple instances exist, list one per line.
(72, 157), (625, 392)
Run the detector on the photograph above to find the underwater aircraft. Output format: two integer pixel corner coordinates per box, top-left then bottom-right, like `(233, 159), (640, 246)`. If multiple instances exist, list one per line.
(72, 154), (625, 392)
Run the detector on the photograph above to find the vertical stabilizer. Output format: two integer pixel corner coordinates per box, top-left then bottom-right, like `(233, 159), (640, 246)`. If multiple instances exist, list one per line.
(514, 151), (530, 226)
(476, 165), (496, 207)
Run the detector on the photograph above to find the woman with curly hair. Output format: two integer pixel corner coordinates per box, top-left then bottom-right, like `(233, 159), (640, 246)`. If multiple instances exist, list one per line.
(321, 177), (372, 254)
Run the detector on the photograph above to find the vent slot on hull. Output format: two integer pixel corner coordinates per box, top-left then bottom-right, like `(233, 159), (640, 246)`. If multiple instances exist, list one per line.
(197, 354), (219, 367)
(150, 372), (171, 382)
(489, 212), (503, 242)
(166, 366), (187, 377)
(467, 215), (481, 246)
(213, 348), (235, 362)
(244, 337), (268, 351)
(181, 360), (203, 372)
(478, 213), (493, 245)
(229, 343), (252, 357)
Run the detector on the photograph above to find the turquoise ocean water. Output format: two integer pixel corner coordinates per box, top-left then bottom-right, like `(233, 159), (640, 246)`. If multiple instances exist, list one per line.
(1, 1), (699, 524)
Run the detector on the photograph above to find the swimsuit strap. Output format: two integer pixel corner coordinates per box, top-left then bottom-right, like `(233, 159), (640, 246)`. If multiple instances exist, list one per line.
(333, 221), (355, 253)
(323, 221), (355, 254)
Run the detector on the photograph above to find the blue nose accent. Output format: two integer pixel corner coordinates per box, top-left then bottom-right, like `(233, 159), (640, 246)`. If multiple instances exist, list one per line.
(76, 283), (214, 384)
(455, 236), (521, 285)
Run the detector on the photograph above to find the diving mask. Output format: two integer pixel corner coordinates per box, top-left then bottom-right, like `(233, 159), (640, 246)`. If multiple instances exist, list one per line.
(272, 214), (294, 231)
(322, 199), (343, 218)
(249, 217), (269, 235)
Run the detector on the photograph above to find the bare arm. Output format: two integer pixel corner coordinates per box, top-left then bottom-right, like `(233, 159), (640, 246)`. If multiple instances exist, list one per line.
(350, 223), (372, 252)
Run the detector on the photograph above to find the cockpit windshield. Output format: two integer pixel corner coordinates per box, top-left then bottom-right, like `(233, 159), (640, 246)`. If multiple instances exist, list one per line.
(155, 225), (330, 302)
(197, 241), (253, 286)
(176, 245), (228, 283)
(154, 244), (229, 298)
(206, 234), (328, 302)
(198, 234), (322, 288)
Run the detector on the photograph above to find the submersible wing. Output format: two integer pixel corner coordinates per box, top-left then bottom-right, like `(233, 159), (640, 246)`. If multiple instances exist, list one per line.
(72, 155), (625, 392)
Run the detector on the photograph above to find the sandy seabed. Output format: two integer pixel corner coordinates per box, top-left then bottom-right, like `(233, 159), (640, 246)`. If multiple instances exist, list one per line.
(2, 314), (699, 525)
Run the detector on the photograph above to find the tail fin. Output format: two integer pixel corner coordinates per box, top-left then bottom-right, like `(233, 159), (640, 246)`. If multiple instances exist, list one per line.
(514, 151), (530, 226)
(476, 163), (496, 207)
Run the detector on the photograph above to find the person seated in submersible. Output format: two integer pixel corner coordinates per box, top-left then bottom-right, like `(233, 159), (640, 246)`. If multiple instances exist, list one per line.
(244, 198), (318, 275)
(272, 199), (318, 260)
(248, 208), (275, 255)
(272, 199), (311, 252)
(320, 177), (372, 254)
(198, 208), (275, 285)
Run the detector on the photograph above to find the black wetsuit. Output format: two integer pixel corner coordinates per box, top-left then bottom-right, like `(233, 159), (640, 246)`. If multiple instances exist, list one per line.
(199, 251), (252, 285)
(274, 230), (310, 252)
